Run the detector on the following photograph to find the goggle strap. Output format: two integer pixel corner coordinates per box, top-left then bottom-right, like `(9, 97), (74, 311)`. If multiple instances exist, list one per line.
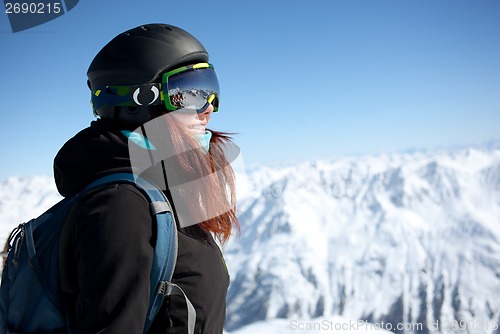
(91, 83), (164, 109)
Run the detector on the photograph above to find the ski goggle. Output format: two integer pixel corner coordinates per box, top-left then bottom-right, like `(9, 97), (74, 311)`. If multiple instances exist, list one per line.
(90, 63), (219, 113)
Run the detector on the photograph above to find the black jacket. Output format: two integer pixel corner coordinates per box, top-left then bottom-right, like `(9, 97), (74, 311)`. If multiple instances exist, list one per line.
(54, 119), (229, 334)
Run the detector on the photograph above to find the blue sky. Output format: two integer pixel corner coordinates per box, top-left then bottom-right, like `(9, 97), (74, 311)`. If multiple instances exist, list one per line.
(1, 0), (499, 180)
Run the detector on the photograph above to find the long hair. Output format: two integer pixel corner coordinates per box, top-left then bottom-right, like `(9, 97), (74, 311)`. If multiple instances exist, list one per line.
(140, 112), (240, 244)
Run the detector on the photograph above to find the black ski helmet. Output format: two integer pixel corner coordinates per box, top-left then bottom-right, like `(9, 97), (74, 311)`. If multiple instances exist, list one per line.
(87, 23), (209, 125)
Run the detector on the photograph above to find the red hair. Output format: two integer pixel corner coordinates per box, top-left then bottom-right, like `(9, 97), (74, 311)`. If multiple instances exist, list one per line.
(153, 114), (240, 244)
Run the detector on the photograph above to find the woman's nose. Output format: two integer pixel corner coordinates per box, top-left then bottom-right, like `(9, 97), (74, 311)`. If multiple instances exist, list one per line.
(197, 103), (213, 119)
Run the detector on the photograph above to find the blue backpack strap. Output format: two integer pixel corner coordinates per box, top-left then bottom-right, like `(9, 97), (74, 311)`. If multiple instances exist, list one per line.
(82, 173), (194, 334)
(145, 197), (195, 334)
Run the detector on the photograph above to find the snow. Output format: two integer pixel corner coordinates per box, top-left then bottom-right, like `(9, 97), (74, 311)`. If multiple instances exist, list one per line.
(226, 146), (500, 332)
(1, 145), (499, 333)
(0, 176), (62, 245)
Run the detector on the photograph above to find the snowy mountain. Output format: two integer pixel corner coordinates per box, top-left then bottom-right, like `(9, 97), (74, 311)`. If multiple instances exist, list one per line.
(224, 146), (500, 333)
(0, 145), (499, 333)
(0, 176), (62, 250)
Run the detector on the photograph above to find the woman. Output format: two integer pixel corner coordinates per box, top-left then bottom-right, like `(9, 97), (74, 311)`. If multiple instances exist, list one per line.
(54, 23), (239, 334)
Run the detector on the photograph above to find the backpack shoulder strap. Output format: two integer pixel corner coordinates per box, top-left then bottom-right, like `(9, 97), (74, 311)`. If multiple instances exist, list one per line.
(59, 173), (195, 334)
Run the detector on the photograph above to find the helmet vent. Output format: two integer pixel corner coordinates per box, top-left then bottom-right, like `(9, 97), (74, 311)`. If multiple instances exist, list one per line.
(141, 25), (151, 31)
(162, 25), (172, 31)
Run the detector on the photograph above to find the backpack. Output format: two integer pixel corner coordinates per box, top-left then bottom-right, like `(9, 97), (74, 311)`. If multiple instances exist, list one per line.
(0, 173), (195, 334)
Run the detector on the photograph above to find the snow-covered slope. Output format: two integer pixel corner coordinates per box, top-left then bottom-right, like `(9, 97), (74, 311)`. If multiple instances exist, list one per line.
(1, 145), (499, 333)
(225, 146), (500, 333)
(0, 176), (62, 248)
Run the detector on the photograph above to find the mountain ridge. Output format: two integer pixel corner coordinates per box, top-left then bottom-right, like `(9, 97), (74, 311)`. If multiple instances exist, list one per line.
(1, 145), (499, 333)
(225, 145), (500, 333)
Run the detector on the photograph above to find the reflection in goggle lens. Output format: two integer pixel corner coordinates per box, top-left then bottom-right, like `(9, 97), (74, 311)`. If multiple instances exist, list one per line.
(165, 66), (219, 111)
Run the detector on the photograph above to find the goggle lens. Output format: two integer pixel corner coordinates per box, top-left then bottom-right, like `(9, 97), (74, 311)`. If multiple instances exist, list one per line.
(163, 64), (219, 112)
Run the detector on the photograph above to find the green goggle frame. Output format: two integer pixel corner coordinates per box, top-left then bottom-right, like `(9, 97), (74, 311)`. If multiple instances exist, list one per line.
(91, 63), (219, 114)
